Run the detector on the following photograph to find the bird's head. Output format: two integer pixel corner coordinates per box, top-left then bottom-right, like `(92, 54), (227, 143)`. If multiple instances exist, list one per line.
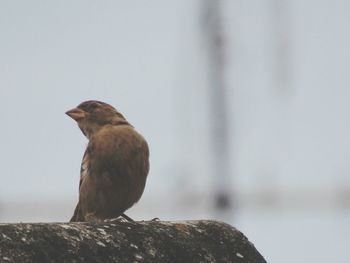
(66, 100), (129, 139)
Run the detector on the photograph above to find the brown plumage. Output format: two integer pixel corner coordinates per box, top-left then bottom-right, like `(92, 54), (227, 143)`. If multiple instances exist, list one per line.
(66, 100), (149, 222)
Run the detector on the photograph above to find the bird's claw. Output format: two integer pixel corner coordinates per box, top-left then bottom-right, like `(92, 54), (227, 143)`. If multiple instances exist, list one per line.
(104, 217), (129, 223)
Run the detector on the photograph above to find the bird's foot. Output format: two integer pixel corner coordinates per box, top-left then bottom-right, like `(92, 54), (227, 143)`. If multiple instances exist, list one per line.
(121, 213), (134, 222)
(138, 217), (160, 223)
(103, 217), (128, 223)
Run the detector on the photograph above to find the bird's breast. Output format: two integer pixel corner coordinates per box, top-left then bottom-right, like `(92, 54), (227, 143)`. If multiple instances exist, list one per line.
(80, 151), (90, 182)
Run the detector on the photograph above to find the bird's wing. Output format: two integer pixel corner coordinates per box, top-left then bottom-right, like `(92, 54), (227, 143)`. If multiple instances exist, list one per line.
(85, 127), (149, 205)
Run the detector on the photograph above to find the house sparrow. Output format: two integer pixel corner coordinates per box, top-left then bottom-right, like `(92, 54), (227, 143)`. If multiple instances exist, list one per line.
(66, 100), (149, 222)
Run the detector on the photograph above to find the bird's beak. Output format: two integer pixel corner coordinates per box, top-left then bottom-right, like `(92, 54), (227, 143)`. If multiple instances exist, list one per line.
(65, 107), (86, 122)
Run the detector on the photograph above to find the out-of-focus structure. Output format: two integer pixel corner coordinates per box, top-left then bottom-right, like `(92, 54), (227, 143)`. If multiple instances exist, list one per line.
(202, 0), (232, 216)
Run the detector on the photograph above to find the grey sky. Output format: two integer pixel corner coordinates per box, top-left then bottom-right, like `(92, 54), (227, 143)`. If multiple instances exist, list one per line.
(1, 1), (350, 261)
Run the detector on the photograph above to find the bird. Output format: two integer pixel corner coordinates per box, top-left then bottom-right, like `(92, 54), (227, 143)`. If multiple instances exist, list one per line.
(66, 100), (149, 222)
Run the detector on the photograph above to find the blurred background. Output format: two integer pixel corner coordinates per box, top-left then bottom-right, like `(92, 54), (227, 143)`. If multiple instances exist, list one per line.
(0, 0), (349, 262)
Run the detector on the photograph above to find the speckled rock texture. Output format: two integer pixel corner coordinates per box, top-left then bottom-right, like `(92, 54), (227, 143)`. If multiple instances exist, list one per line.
(0, 220), (266, 263)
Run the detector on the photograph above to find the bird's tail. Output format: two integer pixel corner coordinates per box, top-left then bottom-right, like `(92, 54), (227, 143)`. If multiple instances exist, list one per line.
(70, 202), (84, 222)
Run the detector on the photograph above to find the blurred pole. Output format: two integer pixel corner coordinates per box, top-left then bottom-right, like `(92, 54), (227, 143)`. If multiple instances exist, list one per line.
(270, 0), (292, 94)
(269, 0), (292, 199)
(202, 0), (232, 215)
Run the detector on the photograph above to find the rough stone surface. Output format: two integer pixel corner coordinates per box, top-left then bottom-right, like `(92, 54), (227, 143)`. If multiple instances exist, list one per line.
(0, 220), (266, 263)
